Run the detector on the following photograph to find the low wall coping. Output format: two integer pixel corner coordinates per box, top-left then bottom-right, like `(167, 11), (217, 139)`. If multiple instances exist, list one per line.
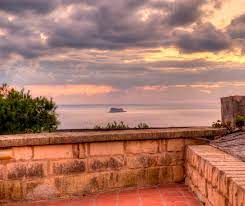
(0, 127), (226, 148)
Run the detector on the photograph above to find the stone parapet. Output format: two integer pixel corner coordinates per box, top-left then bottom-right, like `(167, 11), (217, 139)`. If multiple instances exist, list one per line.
(186, 145), (245, 206)
(0, 128), (224, 203)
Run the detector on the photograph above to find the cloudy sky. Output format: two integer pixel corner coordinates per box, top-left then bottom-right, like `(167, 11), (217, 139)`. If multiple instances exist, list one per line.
(0, 0), (245, 106)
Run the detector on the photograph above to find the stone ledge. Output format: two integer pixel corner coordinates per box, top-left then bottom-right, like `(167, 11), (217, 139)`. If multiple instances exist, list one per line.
(0, 127), (225, 148)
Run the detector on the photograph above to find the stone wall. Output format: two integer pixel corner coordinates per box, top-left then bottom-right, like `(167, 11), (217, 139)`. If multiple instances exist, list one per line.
(186, 145), (245, 206)
(0, 128), (224, 203)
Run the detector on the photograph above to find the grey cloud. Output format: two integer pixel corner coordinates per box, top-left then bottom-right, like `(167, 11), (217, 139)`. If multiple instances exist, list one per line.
(0, 0), (59, 14)
(174, 23), (231, 52)
(227, 14), (245, 40)
(0, 0), (234, 61)
(166, 0), (206, 26)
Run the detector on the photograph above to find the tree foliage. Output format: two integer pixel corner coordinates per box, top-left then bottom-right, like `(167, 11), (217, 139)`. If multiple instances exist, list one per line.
(0, 84), (59, 134)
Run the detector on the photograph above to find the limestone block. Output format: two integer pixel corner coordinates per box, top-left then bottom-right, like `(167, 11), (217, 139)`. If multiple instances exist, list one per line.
(13, 147), (33, 160)
(127, 154), (158, 169)
(158, 152), (184, 166)
(88, 156), (124, 172)
(4, 181), (23, 201)
(89, 142), (124, 156)
(79, 144), (88, 158)
(159, 166), (173, 183)
(7, 162), (47, 180)
(172, 165), (184, 182)
(166, 139), (184, 152)
(51, 159), (86, 175)
(33, 145), (73, 160)
(126, 140), (159, 154)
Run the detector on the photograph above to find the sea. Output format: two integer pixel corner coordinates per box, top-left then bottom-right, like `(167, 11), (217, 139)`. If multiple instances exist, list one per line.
(57, 104), (221, 129)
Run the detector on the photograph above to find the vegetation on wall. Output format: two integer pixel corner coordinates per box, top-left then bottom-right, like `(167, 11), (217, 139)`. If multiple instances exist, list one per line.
(212, 120), (233, 133)
(212, 115), (245, 133)
(94, 121), (150, 130)
(235, 115), (245, 130)
(0, 84), (59, 134)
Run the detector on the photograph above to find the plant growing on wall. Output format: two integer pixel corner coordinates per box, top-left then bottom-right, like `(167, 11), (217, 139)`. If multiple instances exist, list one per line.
(235, 115), (245, 130)
(212, 120), (233, 133)
(94, 121), (150, 130)
(0, 84), (59, 134)
(136, 122), (150, 129)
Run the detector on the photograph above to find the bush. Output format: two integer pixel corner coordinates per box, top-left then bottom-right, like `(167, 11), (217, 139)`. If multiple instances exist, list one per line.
(212, 120), (222, 128)
(235, 115), (245, 130)
(94, 121), (129, 130)
(212, 120), (233, 133)
(0, 84), (59, 134)
(136, 122), (150, 129)
(94, 121), (150, 130)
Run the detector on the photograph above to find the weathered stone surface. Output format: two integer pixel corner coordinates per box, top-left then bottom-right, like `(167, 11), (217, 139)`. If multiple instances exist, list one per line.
(13, 147), (32, 160)
(160, 139), (166, 152)
(127, 154), (158, 169)
(33, 145), (73, 160)
(79, 144), (87, 158)
(167, 139), (184, 152)
(172, 165), (184, 182)
(26, 183), (59, 200)
(7, 162), (47, 180)
(4, 181), (23, 201)
(88, 156), (124, 171)
(51, 160), (86, 175)
(159, 167), (172, 183)
(0, 165), (5, 180)
(158, 152), (184, 166)
(55, 174), (93, 195)
(126, 140), (159, 154)
(144, 168), (160, 186)
(0, 149), (13, 160)
(111, 170), (145, 188)
(89, 142), (124, 156)
(0, 181), (5, 200)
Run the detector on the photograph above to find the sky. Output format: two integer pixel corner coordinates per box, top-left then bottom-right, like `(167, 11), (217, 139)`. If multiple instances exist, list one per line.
(0, 0), (245, 106)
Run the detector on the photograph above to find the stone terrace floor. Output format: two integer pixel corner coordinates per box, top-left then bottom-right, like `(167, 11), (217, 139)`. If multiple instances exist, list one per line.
(8, 184), (201, 206)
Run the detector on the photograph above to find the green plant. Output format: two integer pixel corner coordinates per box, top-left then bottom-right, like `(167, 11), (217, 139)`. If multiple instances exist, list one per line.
(136, 122), (150, 129)
(212, 120), (222, 128)
(94, 121), (129, 130)
(94, 121), (150, 130)
(212, 120), (233, 133)
(222, 121), (233, 133)
(235, 115), (245, 130)
(0, 84), (59, 134)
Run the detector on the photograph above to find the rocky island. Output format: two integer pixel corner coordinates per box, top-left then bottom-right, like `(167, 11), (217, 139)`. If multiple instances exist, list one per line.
(109, 108), (127, 113)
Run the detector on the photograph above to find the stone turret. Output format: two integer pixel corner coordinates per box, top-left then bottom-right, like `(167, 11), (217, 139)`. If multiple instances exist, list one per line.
(221, 96), (245, 128)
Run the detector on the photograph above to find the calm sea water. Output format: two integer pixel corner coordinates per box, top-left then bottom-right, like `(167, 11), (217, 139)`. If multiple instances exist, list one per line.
(57, 104), (221, 129)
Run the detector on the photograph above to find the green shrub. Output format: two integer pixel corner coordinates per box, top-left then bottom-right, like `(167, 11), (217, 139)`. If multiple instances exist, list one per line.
(136, 122), (150, 129)
(0, 84), (59, 134)
(235, 115), (245, 130)
(212, 120), (233, 133)
(212, 120), (222, 128)
(94, 121), (129, 130)
(94, 121), (150, 130)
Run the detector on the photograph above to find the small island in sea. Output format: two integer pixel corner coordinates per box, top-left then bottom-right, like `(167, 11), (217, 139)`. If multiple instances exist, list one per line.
(109, 108), (127, 113)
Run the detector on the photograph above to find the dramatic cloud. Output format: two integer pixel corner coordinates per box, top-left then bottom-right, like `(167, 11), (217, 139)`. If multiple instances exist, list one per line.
(0, 0), (58, 14)
(227, 13), (245, 52)
(0, 0), (244, 105)
(174, 23), (232, 52)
